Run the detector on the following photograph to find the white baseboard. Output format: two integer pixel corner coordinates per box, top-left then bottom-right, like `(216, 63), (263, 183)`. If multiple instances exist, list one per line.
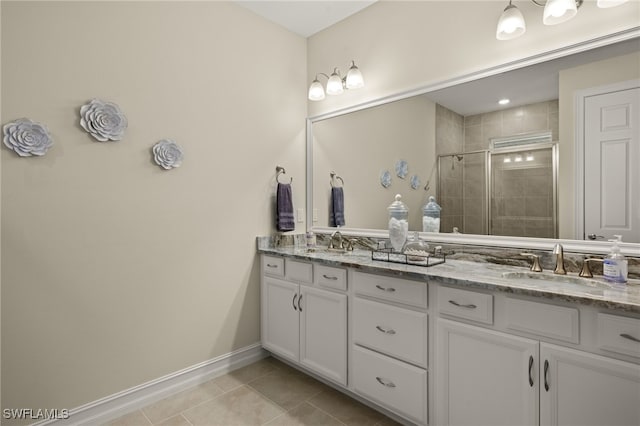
(32, 343), (267, 426)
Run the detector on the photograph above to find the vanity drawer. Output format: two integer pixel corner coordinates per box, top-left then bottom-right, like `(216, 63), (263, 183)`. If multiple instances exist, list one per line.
(353, 297), (427, 367)
(314, 265), (347, 291)
(262, 255), (284, 277)
(352, 345), (427, 425)
(353, 271), (427, 308)
(506, 297), (579, 344)
(597, 313), (640, 358)
(286, 259), (313, 283)
(438, 286), (493, 325)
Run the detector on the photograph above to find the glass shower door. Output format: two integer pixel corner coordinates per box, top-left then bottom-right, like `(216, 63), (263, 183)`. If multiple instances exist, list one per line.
(490, 146), (557, 238)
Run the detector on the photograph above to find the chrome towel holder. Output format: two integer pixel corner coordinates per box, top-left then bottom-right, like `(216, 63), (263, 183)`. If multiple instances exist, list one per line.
(330, 171), (344, 187)
(276, 166), (293, 184)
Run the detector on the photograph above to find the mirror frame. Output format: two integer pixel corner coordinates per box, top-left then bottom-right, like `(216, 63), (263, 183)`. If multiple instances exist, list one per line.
(306, 28), (640, 256)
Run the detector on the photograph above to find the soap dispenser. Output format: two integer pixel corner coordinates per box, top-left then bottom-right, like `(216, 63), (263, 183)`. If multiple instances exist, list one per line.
(603, 235), (628, 283)
(387, 194), (409, 252)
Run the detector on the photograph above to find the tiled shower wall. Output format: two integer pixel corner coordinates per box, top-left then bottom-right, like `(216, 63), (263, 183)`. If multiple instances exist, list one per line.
(436, 100), (559, 236)
(435, 104), (464, 233)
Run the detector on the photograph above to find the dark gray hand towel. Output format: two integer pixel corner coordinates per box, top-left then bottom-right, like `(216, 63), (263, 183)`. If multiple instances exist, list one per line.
(330, 186), (345, 227)
(276, 183), (295, 231)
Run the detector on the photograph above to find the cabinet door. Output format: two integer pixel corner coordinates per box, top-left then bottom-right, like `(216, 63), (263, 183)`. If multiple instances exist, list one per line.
(540, 343), (640, 426)
(262, 277), (299, 363)
(436, 319), (538, 426)
(299, 286), (347, 386)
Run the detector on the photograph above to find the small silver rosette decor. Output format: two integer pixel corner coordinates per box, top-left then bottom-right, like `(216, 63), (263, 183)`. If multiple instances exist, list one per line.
(152, 139), (184, 170)
(3, 118), (54, 157)
(80, 99), (128, 142)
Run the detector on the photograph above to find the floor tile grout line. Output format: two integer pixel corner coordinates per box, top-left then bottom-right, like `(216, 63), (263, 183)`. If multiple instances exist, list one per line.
(172, 385), (248, 425)
(304, 400), (348, 426)
(140, 408), (154, 426)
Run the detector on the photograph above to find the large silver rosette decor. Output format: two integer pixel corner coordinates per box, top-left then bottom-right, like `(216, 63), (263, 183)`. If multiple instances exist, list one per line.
(152, 139), (184, 170)
(80, 99), (127, 142)
(3, 118), (54, 157)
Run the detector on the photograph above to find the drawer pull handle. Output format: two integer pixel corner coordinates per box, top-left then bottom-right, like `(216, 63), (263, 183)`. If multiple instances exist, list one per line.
(322, 274), (338, 281)
(292, 294), (298, 311)
(267, 264), (279, 268)
(375, 285), (396, 292)
(376, 326), (397, 335)
(620, 333), (640, 343)
(528, 355), (534, 387)
(448, 300), (477, 309)
(298, 294), (303, 312)
(376, 377), (396, 388)
(544, 360), (550, 392)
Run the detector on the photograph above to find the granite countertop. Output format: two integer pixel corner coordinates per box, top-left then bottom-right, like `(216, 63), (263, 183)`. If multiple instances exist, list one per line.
(258, 243), (640, 313)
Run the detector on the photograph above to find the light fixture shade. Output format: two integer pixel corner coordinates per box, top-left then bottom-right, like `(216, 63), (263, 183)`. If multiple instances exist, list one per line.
(543, 0), (578, 25)
(346, 62), (364, 89)
(308, 79), (325, 101)
(326, 70), (344, 95)
(496, 3), (526, 40)
(597, 0), (628, 8)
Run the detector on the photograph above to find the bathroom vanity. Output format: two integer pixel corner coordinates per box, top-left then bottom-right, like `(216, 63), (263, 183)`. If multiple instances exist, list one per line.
(258, 239), (640, 426)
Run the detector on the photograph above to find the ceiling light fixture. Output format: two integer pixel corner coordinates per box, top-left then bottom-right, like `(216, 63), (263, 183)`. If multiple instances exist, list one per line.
(496, 0), (628, 41)
(308, 60), (364, 101)
(498, 98), (511, 105)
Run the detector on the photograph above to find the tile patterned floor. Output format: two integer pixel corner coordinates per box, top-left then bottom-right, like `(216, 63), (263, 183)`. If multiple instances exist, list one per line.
(106, 357), (401, 426)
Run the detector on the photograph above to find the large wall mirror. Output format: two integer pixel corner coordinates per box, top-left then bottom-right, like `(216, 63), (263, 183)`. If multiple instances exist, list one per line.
(307, 34), (640, 250)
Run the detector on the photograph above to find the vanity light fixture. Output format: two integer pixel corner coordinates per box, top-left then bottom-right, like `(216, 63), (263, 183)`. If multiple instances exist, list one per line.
(526, 153), (535, 161)
(498, 98), (511, 105)
(496, 0), (629, 40)
(308, 60), (364, 101)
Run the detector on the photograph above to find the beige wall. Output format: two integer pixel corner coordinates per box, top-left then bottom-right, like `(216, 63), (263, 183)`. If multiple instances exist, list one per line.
(558, 51), (640, 239)
(312, 96), (436, 231)
(1, 1), (306, 417)
(307, 0), (640, 117)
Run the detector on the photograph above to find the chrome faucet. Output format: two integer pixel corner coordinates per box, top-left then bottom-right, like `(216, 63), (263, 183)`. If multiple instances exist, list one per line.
(328, 231), (344, 250)
(553, 243), (566, 275)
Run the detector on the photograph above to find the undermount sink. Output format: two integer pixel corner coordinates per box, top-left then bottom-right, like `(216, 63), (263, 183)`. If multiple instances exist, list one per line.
(501, 271), (614, 289)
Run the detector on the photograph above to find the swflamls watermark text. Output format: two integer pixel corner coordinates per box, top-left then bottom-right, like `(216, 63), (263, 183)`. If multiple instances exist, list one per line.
(3, 408), (70, 420)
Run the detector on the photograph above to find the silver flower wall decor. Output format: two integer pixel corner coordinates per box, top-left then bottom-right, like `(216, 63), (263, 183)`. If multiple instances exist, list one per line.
(80, 99), (128, 142)
(3, 118), (54, 157)
(152, 139), (184, 170)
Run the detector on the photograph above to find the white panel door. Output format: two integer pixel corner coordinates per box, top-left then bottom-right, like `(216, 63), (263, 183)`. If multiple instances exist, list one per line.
(262, 277), (299, 363)
(299, 286), (347, 385)
(436, 319), (538, 426)
(540, 343), (640, 426)
(584, 87), (639, 242)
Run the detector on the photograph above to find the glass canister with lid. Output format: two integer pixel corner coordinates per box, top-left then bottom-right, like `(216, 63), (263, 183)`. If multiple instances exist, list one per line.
(387, 194), (409, 252)
(422, 196), (441, 233)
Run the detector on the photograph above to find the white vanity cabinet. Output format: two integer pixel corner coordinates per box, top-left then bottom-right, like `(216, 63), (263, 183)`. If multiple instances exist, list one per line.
(261, 255), (347, 386)
(435, 285), (640, 426)
(540, 343), (640, 426)
(437, 318), (539, 426)
(350, 271), (429, 425)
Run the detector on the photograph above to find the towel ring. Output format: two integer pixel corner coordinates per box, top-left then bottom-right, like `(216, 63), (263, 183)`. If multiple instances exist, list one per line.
(276, 166), (293, 184)
(330, 171), (344, 188)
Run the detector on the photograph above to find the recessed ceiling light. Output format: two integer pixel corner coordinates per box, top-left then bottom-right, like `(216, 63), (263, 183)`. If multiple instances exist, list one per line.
(498, 98), (510, 105)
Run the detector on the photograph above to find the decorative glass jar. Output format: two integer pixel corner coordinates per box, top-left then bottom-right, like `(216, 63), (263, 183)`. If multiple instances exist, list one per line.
(387, 194), (409, 252)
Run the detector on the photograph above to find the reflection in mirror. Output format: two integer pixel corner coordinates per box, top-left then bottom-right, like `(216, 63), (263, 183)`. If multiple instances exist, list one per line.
(310, 37), (640, 243)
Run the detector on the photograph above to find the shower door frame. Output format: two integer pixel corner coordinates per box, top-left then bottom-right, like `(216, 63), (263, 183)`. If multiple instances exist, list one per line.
(437, 143), (558, 238)
(490, 142), (559, 239)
